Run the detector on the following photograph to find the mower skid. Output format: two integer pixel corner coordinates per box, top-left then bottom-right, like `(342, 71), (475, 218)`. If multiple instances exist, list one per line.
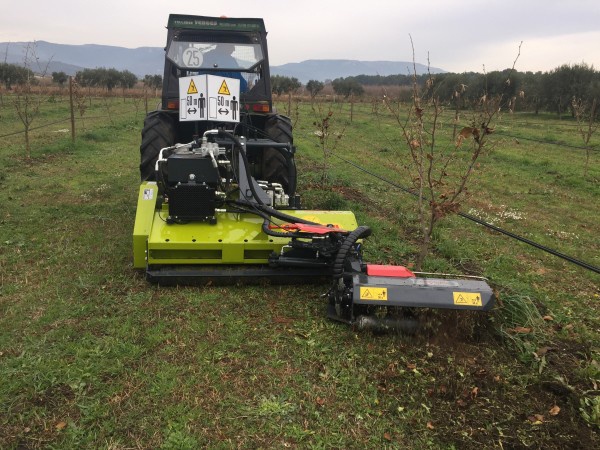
(146, 265), (331, 286)
(352, 273), (495, 311)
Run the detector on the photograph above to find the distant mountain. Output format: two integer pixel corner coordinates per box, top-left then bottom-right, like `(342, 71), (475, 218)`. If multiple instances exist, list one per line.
(271, 59), (445, 83)
(0, 41), (444, 82)
(0, 41), (164, 77)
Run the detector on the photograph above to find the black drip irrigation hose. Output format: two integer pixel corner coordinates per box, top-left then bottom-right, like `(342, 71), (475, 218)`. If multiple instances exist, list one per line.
(0, 118), (72, 139)
(494, 130), (599, 153)
(331, 152), (600, 275)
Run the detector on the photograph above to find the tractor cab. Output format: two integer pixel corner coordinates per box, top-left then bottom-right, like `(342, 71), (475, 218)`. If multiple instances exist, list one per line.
(166, 40), (261, 92)
(162, 15), (273, 116)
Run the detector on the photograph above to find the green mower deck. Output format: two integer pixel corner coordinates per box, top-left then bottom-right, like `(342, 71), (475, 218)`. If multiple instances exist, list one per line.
(133, 182), (359, 270)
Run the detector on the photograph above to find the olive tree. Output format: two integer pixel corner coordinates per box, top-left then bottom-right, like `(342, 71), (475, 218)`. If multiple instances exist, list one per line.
(271, 75), (301, 96)
(306, 79), (324, 98)
(51, 71), (68, 86)
(331, 77), (364, 98)
(0, 62), (33, 89)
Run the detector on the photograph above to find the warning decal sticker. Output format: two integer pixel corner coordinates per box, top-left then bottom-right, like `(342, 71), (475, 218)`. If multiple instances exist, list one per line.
(187, 79), (198, 95)
(218, 79), (231, 95)
(180, 75), (240, 123)
(453, 292), (483, 307)
(360, 287), (388, 301)
(143, 188), (154, 200)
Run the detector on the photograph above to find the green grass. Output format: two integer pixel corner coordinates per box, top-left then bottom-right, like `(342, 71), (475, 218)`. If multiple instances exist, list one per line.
(0, 94), (598, 448)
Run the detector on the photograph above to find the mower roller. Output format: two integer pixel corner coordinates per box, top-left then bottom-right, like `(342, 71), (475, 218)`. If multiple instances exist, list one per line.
(133, 14), (495, 331)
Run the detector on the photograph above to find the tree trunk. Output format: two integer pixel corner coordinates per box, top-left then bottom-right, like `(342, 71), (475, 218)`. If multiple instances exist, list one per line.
(416, 227), (431, 271)
(25, 125), (31, 159)
(69, 76), (75, 142)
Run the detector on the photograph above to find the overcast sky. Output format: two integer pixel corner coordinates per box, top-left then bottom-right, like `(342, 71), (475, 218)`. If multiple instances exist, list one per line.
(1, 0), (599, 73)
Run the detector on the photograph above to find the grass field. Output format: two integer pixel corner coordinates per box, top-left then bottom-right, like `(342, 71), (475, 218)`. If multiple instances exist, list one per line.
(0, 94), (599, 449)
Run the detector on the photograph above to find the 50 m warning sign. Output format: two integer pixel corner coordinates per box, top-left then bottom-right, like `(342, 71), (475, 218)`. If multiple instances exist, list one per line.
(179, 74), (240, 123)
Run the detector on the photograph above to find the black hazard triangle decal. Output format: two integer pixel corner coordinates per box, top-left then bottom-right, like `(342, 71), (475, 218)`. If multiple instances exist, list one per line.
(218, 80), (231, 95)
(455, 294), (467, 304)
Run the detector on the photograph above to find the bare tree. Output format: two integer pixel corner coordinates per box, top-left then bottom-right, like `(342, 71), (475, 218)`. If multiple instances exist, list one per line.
(101, 96), (116, 126)
(11, 42), (52, 159)
(311, 101), (345, 187)
(571, 97), (598, 177)
(71, 77), (88, 131)
(382, 38), (521, 269)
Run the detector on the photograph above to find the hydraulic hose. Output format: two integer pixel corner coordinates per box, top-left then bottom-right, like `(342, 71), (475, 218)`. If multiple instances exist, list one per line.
(332, 226), (372, 279)
(219, 137), (373, 272)
(216, 129), (320, 228)
(217, 129), (266, 207)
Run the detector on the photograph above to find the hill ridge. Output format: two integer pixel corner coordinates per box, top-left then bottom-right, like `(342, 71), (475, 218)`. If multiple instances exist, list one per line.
(0, 41), (445, 82)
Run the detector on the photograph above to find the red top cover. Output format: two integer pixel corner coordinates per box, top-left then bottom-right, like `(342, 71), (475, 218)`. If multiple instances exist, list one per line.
(268, 223), (348, 235)
(366, 264), (415, 278)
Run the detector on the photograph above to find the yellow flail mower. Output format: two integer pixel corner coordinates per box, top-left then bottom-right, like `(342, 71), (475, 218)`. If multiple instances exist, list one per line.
(133, 14), (494, 332)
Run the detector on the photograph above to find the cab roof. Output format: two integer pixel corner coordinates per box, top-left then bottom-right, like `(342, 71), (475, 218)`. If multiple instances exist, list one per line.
(167, 14), (266, 33)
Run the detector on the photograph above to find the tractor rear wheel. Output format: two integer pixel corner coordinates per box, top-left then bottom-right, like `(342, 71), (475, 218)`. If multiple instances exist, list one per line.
(262, 114), (296, 196)
(140, 111), (176, 181)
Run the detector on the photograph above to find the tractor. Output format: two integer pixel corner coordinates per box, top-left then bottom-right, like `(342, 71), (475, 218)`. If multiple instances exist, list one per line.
(139, 14), (295, 195)
(133, 14), (494, 331)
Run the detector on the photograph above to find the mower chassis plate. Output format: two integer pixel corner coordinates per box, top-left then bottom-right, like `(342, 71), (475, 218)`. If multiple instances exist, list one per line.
(145, 209), (358, 265)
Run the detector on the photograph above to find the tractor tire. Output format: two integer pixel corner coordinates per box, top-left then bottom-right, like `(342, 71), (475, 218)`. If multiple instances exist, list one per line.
(140, 111), (177, 181)
(262, 114), (296, 196)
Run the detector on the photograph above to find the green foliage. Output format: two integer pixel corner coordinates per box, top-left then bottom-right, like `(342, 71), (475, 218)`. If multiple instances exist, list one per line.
(302, 189), (348, 210)
(493, 294), (545, 361)
(349, 64), (600, 115)
(542, 63), (599, 116)
(120, 69), (138, 89)
(306, 79), (324, 98)
(331, 77), (364, 97)
(580, 396), (600, 429)
(249, 395), (296, 417)
(270, 74), (300, 96)
(51, 71), (68, 86)
(0, 62), (33, 89)
(351, 72), (425, 86)
(75, 67), (138, 91)
(143, 74), (163, 89)
(160, 422), (198, 449)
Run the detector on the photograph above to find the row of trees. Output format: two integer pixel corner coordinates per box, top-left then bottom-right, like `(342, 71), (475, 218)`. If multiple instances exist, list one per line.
(272, 76), (365, 98)
(75, 68), (138, 91)
(271, 75), (301, 96)
(335, 63), (600, 116)
(3, 58), (598, 116)
(0, 62), (163, 92)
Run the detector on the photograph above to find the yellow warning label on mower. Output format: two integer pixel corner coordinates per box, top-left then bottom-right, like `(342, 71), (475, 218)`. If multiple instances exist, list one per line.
(453, 292), (482, 307)
(360, 287), (388, 301)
